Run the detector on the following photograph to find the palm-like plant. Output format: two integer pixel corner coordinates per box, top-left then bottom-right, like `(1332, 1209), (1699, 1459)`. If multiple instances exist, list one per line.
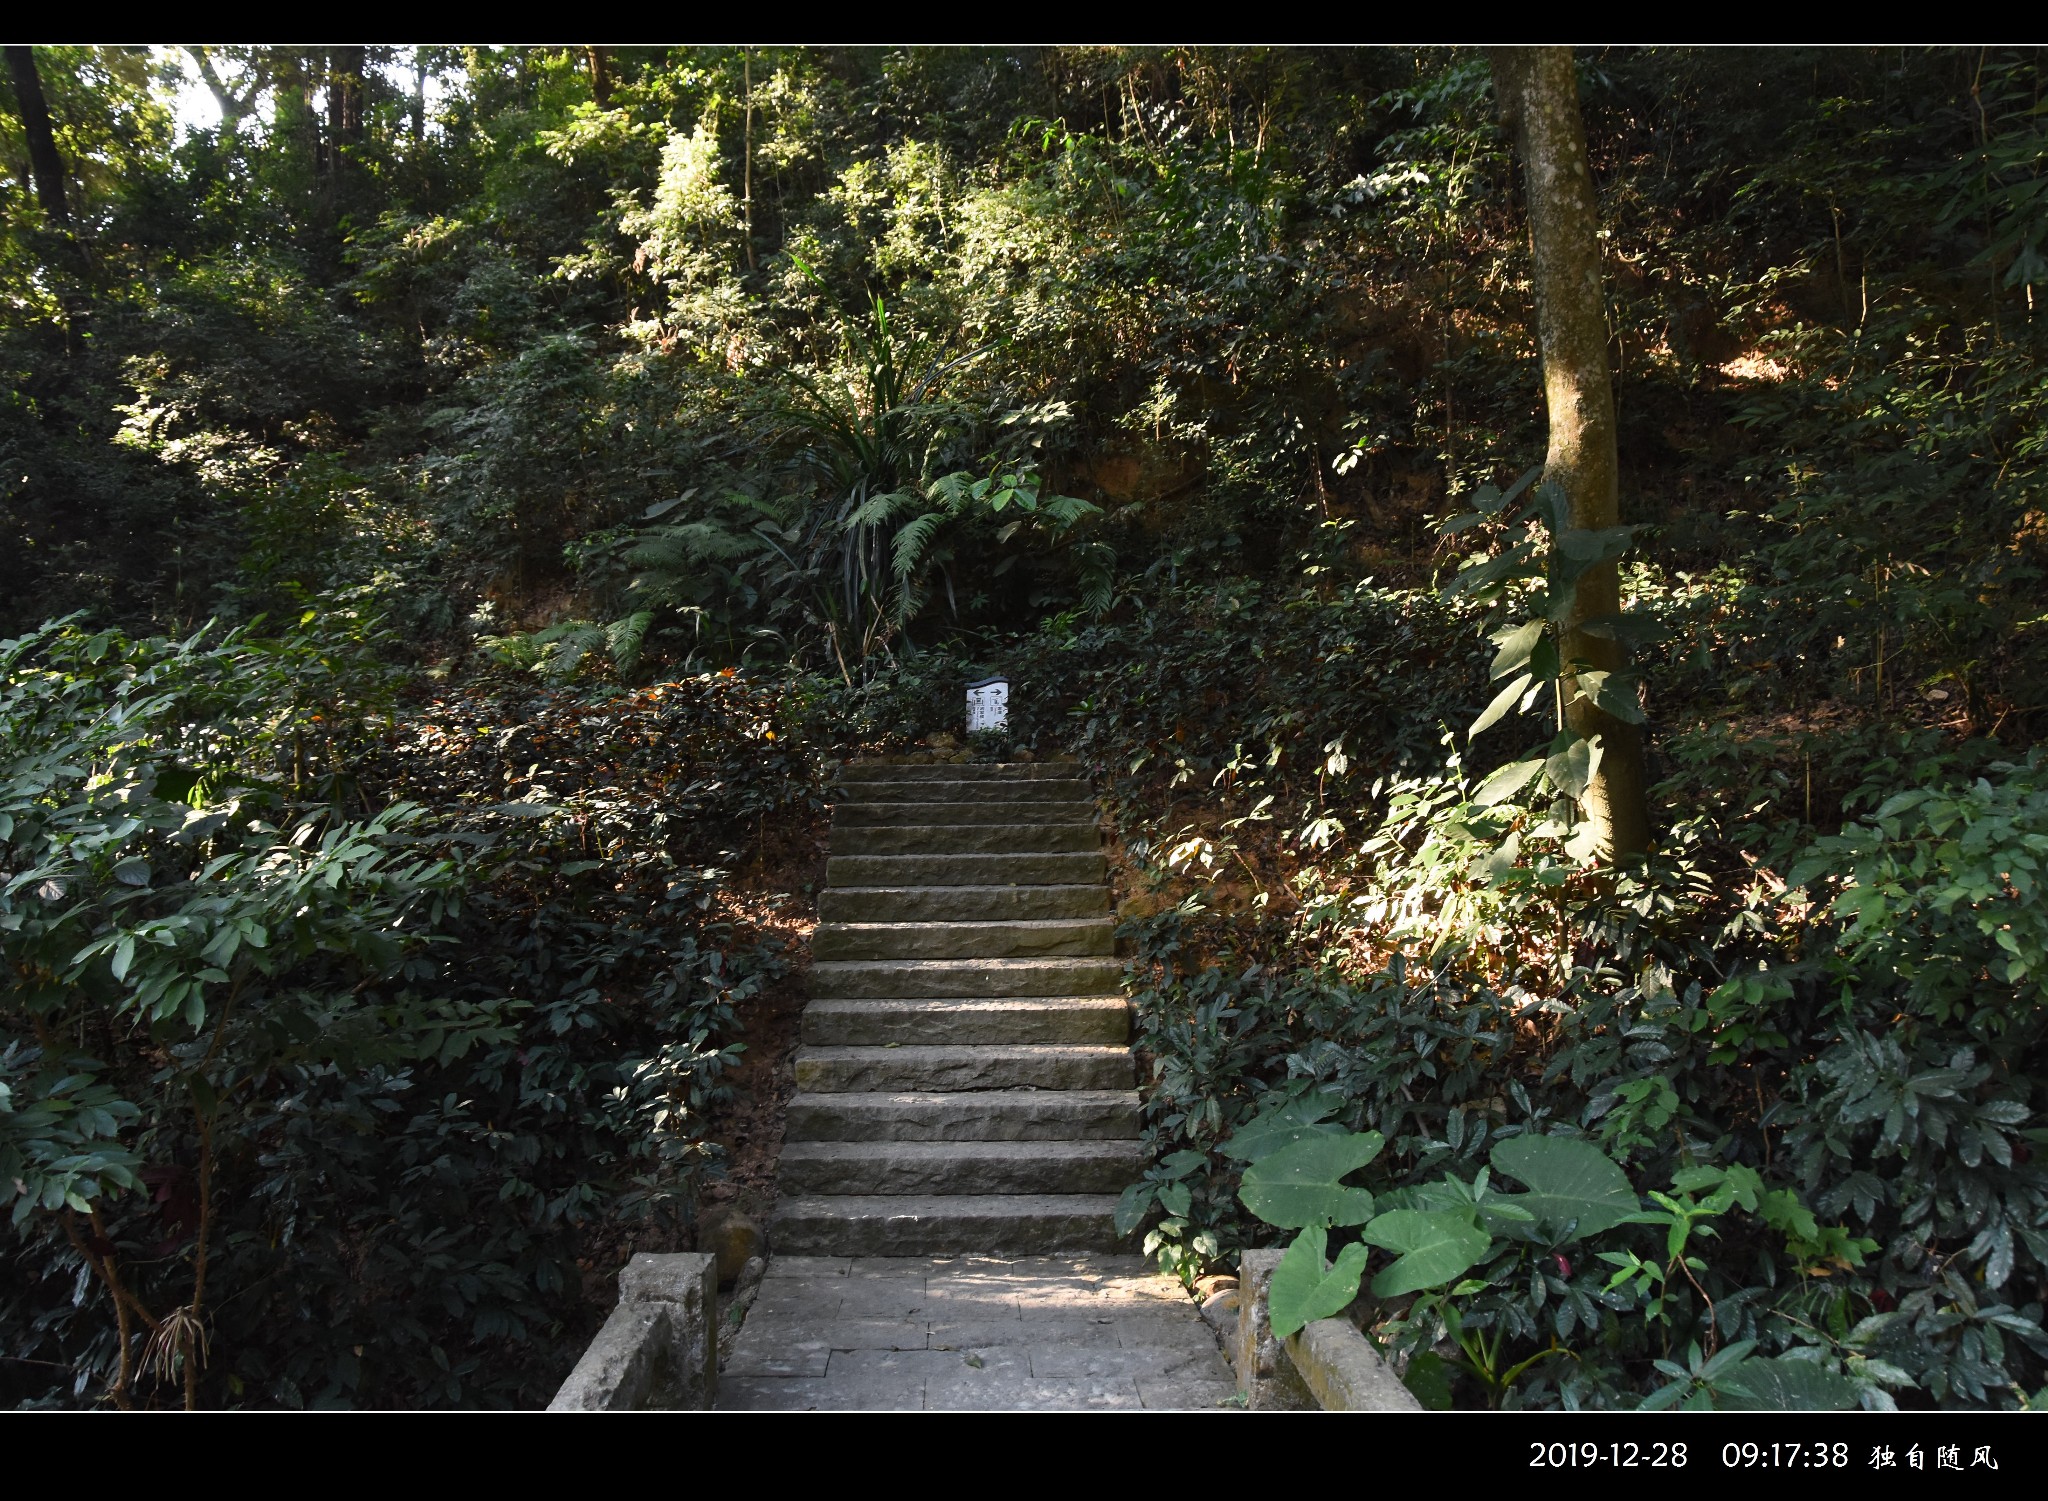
(780, 288), (986, 661)
(561, 281), (1107, 683)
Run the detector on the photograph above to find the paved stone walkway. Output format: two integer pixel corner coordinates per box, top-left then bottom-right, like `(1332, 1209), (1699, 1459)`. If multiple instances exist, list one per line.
(716, 1254), (1239, 1411)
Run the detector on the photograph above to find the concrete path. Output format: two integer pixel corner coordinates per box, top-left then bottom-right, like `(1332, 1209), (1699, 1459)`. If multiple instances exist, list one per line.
(716, 1254), (1239, 1411)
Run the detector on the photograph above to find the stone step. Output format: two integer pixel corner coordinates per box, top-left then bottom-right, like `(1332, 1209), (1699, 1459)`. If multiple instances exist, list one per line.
(770, 1194), (1127, 1256)
(818, 884), (1108, 924)
(778, 1140), (1147, 1196)
(800, 997), (1129, 1047)
(793, 1044), (1135, 1093)
(828, 853), (1106, 888)
(813, 918), (1112, 961)
(836, 762), (1084, 782)
(809, 956), (1123, 999)
(831, 823), (1099, 856)
(784, 1090), (1141, 1142)
(834, 779), (1090, 804)
(833, 800), (1097, 827)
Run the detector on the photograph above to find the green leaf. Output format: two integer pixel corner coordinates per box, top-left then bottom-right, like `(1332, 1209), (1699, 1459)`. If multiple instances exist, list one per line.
(113, 858), (151, 887)
(1402, 1350), (1457, 1410)
(1267, 1225), (1371, 1340)
(1578, 611), (1666, 646)
(1714, 1357), (1859, 1411)
(1238, 1130), (1383, 1229)
(1576, 669), (1647, 725)
(1471, 674), (1533, 739)
(1473, 756), (1545, 808)
(1219, 1093), (1347, 1162)
(1544, 736), (1602, 802)
(1112, 1181), (1157, 1237)
(1557, 525), (1637, 562)
(1490, 1135), (1640, 1237)
(1361, 1208), (1492, 1297)
(1489, 621), (1546, 681)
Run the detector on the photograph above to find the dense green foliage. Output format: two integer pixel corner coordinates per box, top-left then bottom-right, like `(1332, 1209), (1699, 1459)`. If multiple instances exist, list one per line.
(7, 44), (2048, 1408)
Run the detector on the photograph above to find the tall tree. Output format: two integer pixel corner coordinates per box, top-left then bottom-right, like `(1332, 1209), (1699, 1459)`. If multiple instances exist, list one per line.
(6, 44), (91, 343)
(1491, 46), (1651, 858)
(187, 46), (267, 139)
(6, 45), (71, 226)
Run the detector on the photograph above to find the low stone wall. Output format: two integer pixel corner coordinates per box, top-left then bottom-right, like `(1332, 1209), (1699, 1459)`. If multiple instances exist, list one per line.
(548, 1252), (718, 1411)
(1233, 1249), (1421, 1412)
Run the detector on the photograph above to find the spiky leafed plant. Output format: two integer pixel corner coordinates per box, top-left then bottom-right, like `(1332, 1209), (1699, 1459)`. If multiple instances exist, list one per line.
(780, 287), (986, 661)
(562, 282), (1109, 683)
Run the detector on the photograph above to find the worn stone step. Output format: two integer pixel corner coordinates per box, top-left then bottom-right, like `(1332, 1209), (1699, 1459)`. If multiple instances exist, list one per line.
(814, 918), (1113, 961)
(800, 998), (1129, 1047)
(818, 884), (1108, 924)
(770, 1194), (1127, 1256)
(836, 762), (1084, 782)
(828, 853), (1106, 888)
(831, 823), (1099, 856)
(784, 1090), (1141, 1142)
(809, 956), (1122, 999)
(833, 800), (1097, 828)
(834, 779), (1090, 804)
(794, 1044), (1135, 1093)
(778, 1140), (1147, 1196)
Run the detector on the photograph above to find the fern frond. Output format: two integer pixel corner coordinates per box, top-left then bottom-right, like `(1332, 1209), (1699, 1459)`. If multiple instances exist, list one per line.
(605, 610), (653, 673)
(892, 509), (947, 583)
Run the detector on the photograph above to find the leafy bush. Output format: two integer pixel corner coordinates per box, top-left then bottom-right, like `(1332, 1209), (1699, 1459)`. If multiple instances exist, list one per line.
(1, 618), (827, 1407)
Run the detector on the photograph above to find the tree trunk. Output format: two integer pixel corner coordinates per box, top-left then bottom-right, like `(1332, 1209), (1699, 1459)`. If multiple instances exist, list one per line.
(7, 44), (90, 344)
(586, 46), (612, 107)
(6, 46), (70, 226)
(742, 49), (757, 271)
(329, 46), (365, 149)
(1492, 46), (1652, 858)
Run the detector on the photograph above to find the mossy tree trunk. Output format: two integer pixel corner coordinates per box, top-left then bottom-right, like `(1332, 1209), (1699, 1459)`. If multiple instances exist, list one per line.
(1492, 45), (1652, 858)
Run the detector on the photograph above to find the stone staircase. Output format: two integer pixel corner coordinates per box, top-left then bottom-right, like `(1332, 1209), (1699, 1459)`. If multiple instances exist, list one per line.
(770, 760), (1140, 1255)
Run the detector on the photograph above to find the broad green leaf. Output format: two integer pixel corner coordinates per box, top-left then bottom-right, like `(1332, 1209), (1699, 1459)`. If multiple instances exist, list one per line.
(1714, 1357), (1859, 1411)
(1238, 1130), (1384, 1229)
(1112, 1181), (1156, 1237)
(1402, 1350), (1457, 1410)
(1490, 1135), (1640, 1238)
(1544, 736), (1602, 802)
(1268, 1224), (1371, 1340)
(1498, 464), (1542, 509)
(1361, 1208), (1492, 1297)
(1578, 611), (1666, 647)
(113, 858), (151, 887)
(1557, 525), (1637, 562)
(1528, 481), (1570, 534)
(1471, 674), (1533, 738)
(1489, 621), (1546, 681)
(1220, 1094), (1347, 1162)
(1473, 756), (1544, 808)
(1575, 669), (1647, 725)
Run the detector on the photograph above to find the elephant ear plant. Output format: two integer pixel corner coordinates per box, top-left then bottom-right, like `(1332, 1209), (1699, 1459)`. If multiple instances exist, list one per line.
(1226, 1100), (1865, 1411)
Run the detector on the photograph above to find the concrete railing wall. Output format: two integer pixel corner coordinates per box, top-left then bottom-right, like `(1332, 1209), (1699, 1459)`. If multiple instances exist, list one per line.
(1233, 1248), (1423, 1412)
(548, 1252), (718, 1411)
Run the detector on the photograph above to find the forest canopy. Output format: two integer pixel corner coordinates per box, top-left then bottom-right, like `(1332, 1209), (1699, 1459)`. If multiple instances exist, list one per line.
(4, 44), (2048, 1410)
